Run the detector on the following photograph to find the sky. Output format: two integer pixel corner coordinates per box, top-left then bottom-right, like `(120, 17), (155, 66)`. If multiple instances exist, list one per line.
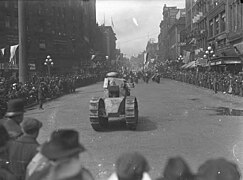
(96, 0), (185, 57)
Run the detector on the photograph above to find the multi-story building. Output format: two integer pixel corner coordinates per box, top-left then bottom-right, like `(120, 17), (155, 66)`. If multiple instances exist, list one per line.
(158, 5), (180, 62)
(99, 26), (117, 61)
(227, 0), (243, 70)
(185, 0), (242, 73)
(146, 39), (158, 61)
(0, 0), (99, 75)
(168, 9), (186, 61)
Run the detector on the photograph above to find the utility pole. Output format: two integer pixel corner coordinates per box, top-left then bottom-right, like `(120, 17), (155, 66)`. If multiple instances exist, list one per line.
(18, 0), (28, 83)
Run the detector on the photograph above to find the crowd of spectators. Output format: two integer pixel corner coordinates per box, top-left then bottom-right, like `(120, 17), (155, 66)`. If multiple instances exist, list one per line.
(163, 69), (243, 96)
(0, 98), (242, 180)
(0, 73), (103, 118)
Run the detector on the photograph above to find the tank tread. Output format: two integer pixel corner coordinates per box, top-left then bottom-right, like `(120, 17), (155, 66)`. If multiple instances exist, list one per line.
(89, 97), (108, 131)
(89, 97), (100, 118)
(125, 96), (138, 130)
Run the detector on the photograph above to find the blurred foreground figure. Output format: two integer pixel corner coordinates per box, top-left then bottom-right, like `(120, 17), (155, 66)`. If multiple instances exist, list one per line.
(26, 129), (94, 180)
(0, 124), (17, 180)
(108, 151), (151, 180)
(0, 99), (25, 139)
(197, 158), (240, 180)
(8, 117), (42, 180)
(157, 156), (195, 180)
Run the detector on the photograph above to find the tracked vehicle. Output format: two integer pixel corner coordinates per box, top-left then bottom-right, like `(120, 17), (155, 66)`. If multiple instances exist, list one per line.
(89, 72), (138, 131)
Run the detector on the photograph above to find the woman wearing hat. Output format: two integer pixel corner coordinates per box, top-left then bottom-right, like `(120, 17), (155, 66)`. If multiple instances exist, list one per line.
(26, 129), (94, 180)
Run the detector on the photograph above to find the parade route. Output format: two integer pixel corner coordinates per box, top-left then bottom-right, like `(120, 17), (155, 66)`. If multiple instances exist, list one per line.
(25, 78), (243, 180)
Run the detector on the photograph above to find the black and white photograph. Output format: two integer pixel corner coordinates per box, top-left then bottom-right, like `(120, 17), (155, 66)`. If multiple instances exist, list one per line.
(0, 0), (243, 180)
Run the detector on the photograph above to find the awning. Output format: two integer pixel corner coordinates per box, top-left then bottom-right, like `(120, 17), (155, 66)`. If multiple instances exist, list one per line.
(180, 64), (187, 69)
(181, 61), (196, 69)
(233, 42), (243, 54)
(187, 61), (196, 68)
(210, 56), (242, 66)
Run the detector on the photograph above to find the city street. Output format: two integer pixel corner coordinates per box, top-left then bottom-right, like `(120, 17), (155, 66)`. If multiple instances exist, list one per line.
(25, 78), (243, 179)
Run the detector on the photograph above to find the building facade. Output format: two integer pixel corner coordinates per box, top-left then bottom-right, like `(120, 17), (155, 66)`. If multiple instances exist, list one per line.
(168, 9), (186, 61)
(158, 5), (180, 62)
(99, 26), (117, 61)
(227, 0), (243, 65)
(184, 0), (243, 73)
(0, 0), (99, 75)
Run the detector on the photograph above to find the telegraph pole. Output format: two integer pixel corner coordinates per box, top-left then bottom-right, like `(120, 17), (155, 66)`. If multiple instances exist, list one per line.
(18, 0), (28, 83)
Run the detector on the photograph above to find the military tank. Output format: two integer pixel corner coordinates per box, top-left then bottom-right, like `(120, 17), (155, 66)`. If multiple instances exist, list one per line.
(89, 72), (138, 131)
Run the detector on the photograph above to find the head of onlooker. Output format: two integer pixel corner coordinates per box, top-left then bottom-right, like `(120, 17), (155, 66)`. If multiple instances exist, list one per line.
(160, 156), (195, 180)
(21, 117), (42, 139)
(114, 152), (150, 180)
(196, 158), (240, 180)
(40, 129), (85, 161)
(26, 129), (93, 180)
(5, 98), (25, 125)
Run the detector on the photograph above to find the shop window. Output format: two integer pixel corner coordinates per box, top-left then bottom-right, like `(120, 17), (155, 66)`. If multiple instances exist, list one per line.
(220, 11), (226, 32)
(5, 16), (10, 28)
(39, 39), (46, 50)
(13, 18), (18, 30)
(209, 20), (213, 37)
(215, 16), (219, 35)
(13, 1), (18, 8)
(4, 2), (9, 8)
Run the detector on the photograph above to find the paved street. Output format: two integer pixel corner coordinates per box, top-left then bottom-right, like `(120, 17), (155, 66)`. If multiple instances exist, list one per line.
(25, 78), (243, 180)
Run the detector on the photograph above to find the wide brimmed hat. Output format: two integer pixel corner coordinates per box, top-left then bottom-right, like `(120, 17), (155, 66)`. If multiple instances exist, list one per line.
(5, 99), (25, 117)
(116, 152), (150, 180)
(40, 129), (85, 160)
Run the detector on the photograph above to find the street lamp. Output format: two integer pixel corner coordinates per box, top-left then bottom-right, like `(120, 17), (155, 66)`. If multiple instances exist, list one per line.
(203, 46), (215, 70)
(177, 55), (183, 69)
(44, 55), (54, 76)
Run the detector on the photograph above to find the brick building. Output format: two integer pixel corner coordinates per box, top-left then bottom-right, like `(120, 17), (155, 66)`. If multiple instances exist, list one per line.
(158, 5), (180, 62)
(227, 0), (243, 68)
(184, 0), (243, 73)
(167, 9), (186, 61)
(99, 26), (117, 61)
(0, 0), (100, 75)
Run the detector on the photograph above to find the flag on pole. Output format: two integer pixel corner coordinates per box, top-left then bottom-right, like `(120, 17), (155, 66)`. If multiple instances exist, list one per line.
(144, 53), (149, 65)
(0, 48), (4, 56)
(111, 17), (114, 28)
(91, 55), (96, 60)
(9, 44), (19, 65)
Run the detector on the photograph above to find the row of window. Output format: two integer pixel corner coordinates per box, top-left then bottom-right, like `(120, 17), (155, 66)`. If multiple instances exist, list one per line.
(208, 11), (226, 37)
(229, 0), (243, 32)
(2, 15), (83, 35)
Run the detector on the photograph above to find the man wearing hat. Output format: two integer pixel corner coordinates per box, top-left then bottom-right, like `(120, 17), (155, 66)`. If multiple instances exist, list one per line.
(0, 98), (25, 139)
(26, 129), (94, 180)
(108, 152), (151, 180)
(8, 117), (42, 180)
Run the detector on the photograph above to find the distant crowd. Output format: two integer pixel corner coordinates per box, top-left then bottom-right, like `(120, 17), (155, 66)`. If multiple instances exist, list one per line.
(163, 70), (243, 96)
(0, 98), (241, 180)
(0, 73), (102, 118)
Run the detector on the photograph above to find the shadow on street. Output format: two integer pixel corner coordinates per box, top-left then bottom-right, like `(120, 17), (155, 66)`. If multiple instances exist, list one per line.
(203, 106), (243, 116)
(101, 116), (157, 132)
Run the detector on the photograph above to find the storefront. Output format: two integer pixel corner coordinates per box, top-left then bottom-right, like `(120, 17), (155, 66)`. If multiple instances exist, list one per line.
(210, 56), (242, 74)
